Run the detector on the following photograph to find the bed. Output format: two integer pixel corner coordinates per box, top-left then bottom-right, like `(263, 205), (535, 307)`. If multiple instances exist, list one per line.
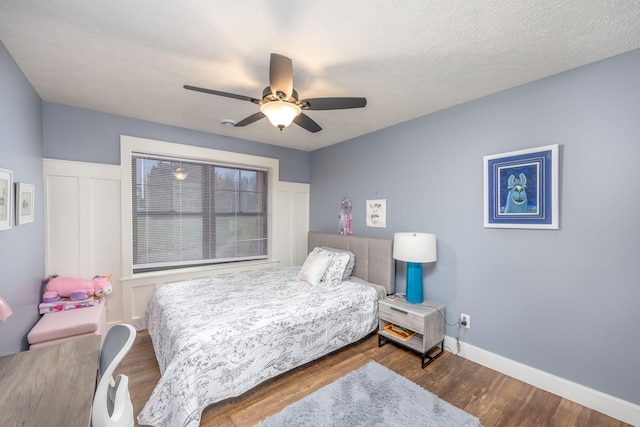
(137, 231), (395, 427)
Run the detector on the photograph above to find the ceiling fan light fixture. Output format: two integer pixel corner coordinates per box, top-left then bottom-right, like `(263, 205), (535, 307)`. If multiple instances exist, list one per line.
(172, 167), (189, 181)
(260, 101), (301, 130)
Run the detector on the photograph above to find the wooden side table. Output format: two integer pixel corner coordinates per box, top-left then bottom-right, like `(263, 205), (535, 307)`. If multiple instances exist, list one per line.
(378, 297), (445, 368)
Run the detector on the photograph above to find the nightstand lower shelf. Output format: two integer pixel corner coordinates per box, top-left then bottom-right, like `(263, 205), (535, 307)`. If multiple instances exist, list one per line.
(378, 331), (444, 368)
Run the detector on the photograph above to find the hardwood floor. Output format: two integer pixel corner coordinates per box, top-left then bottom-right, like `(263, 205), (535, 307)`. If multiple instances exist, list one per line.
(117, 330), (631, 427)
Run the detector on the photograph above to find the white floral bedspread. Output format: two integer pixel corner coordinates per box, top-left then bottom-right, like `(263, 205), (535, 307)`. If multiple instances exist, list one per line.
(136, 266), (379, 427)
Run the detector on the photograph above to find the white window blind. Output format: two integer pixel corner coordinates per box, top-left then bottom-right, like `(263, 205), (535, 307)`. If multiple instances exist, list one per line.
(131, 154), (268, 272)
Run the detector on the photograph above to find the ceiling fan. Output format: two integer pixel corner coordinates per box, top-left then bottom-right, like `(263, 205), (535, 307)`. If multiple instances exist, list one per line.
(184, 53), (367, 133)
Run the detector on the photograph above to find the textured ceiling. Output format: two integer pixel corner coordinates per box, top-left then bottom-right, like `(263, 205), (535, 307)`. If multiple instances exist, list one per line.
(1, 1), (639, 151)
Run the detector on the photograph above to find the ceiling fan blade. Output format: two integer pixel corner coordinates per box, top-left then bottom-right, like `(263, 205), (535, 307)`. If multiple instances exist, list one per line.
(293, 113), (322, 133)
(301, 97), (367, 110)
(269, 53), (294, 99)
(183, 85), (259, 103)
(234, 112), (266, 127)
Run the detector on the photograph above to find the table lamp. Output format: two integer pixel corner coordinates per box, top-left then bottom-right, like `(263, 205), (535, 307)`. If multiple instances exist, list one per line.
(0, 296), (13, 325)
(393, 232), (437, 303)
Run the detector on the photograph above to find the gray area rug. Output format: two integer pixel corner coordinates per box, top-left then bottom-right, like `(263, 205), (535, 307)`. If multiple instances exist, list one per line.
(256, 361), (482, 427)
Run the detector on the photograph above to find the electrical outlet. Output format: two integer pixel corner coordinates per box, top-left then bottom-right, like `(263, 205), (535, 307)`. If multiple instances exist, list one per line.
(460, 313), (470, 329)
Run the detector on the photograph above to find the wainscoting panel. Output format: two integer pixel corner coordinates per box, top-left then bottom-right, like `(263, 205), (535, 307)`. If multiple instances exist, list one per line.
(45, 174), (81, 277)
(131, 283), (156, 321)
(277, 181), (310, 267)
(43, 159), (122, 323)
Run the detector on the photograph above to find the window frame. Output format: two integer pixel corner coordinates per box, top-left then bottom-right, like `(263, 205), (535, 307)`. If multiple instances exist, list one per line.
(121, 135), (279, 279)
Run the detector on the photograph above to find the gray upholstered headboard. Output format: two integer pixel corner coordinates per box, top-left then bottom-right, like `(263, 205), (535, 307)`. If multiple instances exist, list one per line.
(307, 231), (395, 295)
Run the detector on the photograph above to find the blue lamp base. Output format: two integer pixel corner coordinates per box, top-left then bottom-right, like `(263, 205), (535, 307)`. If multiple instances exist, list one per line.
(405, 262), (423, 304)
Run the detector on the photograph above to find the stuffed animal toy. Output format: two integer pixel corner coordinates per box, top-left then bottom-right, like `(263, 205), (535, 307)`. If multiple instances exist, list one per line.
(42, 275), (113, 302)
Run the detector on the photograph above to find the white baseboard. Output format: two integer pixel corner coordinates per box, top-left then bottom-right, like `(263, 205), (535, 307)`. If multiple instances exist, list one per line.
(443, 336), (639, 426)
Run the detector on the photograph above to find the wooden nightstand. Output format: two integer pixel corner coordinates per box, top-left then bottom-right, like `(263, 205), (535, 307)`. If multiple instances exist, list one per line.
(378, 297), (445, 368)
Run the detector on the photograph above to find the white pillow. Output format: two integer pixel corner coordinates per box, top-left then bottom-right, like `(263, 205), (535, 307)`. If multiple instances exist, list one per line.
(322, 247), (355, 280)
(321, 252), (350, 285)
(298, 247), (333, 285)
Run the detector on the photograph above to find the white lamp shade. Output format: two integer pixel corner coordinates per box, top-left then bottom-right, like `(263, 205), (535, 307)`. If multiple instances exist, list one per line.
(0, 296), (13, 325)
(393, 232), (437, 263)
(260, 101), (301, 129)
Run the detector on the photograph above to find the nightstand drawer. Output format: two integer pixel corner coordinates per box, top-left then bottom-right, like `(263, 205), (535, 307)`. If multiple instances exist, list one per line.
(379, 303), (425, 333)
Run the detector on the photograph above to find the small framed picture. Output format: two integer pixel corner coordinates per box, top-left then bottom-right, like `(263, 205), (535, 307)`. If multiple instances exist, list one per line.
(484, 144), (559, 229)
(366, 199), (387, 228)
(16, 183), (35, 225)
(0, 168), (13, 231)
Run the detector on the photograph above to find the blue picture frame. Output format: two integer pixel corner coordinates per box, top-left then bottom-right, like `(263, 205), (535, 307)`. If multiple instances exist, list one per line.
(484, 144), (559, 229)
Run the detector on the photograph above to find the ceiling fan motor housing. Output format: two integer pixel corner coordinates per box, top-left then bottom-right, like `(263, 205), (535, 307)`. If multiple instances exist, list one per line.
(262, 87), (301, 104)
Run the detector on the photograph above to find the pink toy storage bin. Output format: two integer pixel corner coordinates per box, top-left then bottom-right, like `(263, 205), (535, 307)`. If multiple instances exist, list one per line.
(27, 300), (106, 349)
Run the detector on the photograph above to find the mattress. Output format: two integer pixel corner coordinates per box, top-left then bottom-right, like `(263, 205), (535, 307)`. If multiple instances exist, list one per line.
(137, 266), (379, 427)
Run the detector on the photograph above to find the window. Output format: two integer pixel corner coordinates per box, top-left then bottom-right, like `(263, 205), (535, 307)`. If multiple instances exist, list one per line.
(132, 154), (268, 272)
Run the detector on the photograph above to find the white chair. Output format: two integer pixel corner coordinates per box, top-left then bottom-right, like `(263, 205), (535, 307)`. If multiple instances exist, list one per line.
(92, 323), (137, 427)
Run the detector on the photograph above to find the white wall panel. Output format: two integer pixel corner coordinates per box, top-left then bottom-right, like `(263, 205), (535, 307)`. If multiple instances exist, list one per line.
(277, 182), (310, 267)
(45, 175), (81, 276)
(89, 178), (122, 321)
(44, 160), (121, 323)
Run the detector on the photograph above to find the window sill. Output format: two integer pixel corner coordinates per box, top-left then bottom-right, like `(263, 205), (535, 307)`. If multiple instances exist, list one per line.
(121, 258), (282, 285)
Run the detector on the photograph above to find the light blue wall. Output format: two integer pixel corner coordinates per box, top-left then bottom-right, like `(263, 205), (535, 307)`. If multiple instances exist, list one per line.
(310, 49), (640, 404)
(0, 42), (45, 356)
(43, 103), (311, 183)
